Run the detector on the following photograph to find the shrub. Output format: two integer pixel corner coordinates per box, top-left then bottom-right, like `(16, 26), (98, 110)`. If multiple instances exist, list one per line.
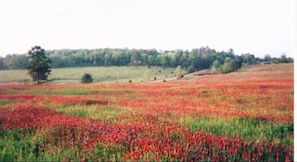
(175, 66), (183, 79)
(81, 73), (93, 83)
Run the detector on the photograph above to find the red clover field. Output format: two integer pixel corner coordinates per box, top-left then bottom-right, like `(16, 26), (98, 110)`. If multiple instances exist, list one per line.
(0, 63), (294, 161)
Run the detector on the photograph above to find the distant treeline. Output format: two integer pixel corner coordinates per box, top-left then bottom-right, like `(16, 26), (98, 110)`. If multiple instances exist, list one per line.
(0, 47), (293, 73)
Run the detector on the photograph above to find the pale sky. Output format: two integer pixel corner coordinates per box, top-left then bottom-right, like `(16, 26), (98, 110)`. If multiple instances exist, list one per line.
(0, 0), (295, 58)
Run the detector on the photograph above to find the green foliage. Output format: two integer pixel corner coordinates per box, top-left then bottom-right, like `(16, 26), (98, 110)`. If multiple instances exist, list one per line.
(278, 54), (294, 63)
(81, 73), (93, 83)
(241, 53), (257, 64)
(175, 65), (183, 79)
(130, 51), (143, 66)
(2, 54), (28, 69)
(26, 46), (52, 84)
(0, 128), (43, 161)
(54, 104), (128, 121)
(181, 117), (293, 146)
(211, 59), (222, 72)
(221, 62), (233, 73)
(224, 57), (232, 63)
(220, 57), (242, 74)
(0, 47), (293, 75)
(0, 99), (13, 105)
(264, 54), (272, 62)
(0, 127), (124, 161)
(186, 65), (195, 73)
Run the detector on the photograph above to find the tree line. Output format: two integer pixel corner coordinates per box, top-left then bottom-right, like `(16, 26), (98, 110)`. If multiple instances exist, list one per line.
(0, 46), (293, 74)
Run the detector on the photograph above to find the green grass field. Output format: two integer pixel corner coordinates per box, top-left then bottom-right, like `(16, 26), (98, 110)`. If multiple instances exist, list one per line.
(0, 66), (176, 84)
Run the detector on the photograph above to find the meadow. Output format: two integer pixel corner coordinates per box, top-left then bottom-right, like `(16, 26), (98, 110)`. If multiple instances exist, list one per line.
(0, 66), (176, 84)
(0, 63), (294, 161)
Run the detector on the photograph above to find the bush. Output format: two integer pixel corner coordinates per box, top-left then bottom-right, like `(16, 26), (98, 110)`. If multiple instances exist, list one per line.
(175, 66), (183, 79)
(81, 73), (93, 83)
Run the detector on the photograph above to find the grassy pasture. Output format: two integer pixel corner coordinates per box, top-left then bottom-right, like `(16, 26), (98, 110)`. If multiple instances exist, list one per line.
(0, 66), (176, 83)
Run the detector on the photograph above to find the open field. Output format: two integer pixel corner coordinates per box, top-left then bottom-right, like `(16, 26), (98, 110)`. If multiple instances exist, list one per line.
(0, 66), (176, 84)
(0, 63), (294, 161)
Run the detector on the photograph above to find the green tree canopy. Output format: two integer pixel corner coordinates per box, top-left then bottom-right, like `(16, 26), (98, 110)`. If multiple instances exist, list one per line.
(130, 51), (143, 66)
(26, 46), (52, 84)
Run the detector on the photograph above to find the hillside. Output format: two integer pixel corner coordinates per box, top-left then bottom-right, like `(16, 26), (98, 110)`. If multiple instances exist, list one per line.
(184, 63), (293, 82)
(150, 63), (293, 83)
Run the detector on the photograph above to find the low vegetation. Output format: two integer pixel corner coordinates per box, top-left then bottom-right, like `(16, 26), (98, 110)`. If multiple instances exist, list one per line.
(0, 66), (176, 84)
(81, 73), (93, 83)
(0, 63), (293, 161)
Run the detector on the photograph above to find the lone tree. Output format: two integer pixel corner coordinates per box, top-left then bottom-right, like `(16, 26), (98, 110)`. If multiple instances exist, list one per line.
(26, 46), (52, 84)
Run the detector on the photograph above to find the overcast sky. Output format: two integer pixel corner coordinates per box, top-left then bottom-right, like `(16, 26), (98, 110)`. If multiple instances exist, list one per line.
(0, 0), (295, 58)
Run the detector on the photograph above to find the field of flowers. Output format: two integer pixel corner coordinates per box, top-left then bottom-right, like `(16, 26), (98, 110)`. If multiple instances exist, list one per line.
(0, 63), (294, 161)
